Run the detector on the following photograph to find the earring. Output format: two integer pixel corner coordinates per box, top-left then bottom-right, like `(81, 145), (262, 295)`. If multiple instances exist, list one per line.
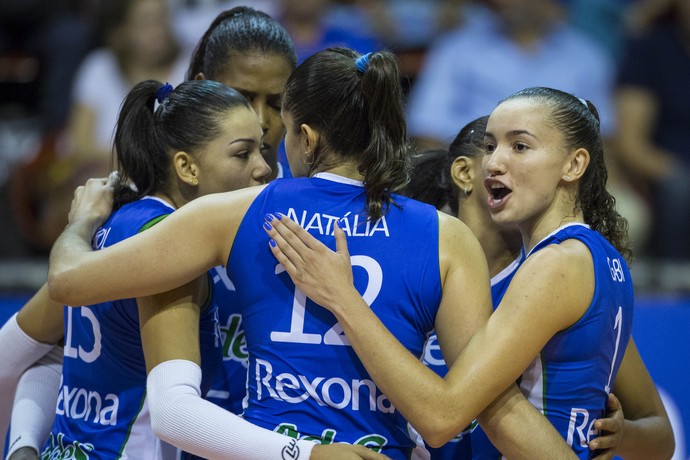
(303, 151), (314, 166)
(190, 177), (199, 186)
(464, 187), (471, 196)
(565, 175), (571, 181)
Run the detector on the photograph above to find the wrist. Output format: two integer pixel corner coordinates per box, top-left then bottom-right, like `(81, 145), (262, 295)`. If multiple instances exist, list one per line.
(329, 287), (372, 322)
(66, 214), (101, 242)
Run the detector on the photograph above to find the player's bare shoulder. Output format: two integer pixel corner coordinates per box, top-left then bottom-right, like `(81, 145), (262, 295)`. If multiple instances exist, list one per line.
(508, 239), (594, 326)
(437, 211), (481, 254)
(436, 210), (488, 281)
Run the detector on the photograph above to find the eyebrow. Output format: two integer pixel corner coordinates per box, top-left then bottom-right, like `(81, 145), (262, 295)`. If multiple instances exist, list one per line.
(506, 129), (539, 140)
(484, 129), (540, 144)
(229, 138), (257, 146)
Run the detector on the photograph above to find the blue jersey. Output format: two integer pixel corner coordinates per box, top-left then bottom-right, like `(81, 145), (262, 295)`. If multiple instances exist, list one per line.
(179, 268), (247, 460)
(422, 255), (523, 460)
(204, 266), (249, 415)
(44, 197), (222, 460)
(227, 173), (442, 459)
(472, 224), (634, 459)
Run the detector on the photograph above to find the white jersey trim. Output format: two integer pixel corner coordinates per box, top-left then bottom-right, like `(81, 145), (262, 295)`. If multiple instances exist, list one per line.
(490, 254), (523, 287)
(526, 222), (590, 258)
(312, 172), (364, 187)
(140, 195), (176, 211)
(520, 355), (546, 415)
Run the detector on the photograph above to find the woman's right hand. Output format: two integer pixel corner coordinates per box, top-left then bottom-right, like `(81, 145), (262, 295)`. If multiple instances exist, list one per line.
(67, 171), (118, 231)
(263, 213), (360, 317)
(310, 444), (390, 459)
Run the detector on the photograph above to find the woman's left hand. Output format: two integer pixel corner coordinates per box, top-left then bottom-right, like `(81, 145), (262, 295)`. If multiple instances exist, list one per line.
(263, 213), (360, 316)
(589, 393), (625, 459)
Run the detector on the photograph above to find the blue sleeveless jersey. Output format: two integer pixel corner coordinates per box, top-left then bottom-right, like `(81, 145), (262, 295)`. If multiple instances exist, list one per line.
(44, 197), (222, 460)
(472, 224), (633, 459)
(179, 269), (248, 460)
(422, 255), (523, 460)
(204, 266), (249, 415)
(227, 173), (442, 459)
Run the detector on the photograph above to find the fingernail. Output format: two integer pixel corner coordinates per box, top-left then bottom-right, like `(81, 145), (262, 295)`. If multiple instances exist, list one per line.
(263, 221), (272, 231)
(269, 239), (276, 248)
(265, 213), (274, 222)
(276, 212), (284, 219)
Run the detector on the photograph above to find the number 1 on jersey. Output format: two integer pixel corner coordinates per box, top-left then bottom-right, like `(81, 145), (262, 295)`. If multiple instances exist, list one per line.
(270, 255), (382, 346)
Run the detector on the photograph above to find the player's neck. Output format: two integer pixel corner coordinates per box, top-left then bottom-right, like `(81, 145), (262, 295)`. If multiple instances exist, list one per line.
(317, 162), (364, 182)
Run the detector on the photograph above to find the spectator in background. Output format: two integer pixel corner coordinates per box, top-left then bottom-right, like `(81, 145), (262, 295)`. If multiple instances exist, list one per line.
(566, 0), (636, 63)
(341, 0), (471, 52)
(406, 0), (615, 151)
(7, 0), (189, 254)
(404, 0), (652, 253)
(0, 0), (94, 133)
(336, 0), (473, 95)
(66, 0), (188, 167)
(614, 0), (690, 264)
(0, 1), (94, 259)
(277, 0), (381, 63)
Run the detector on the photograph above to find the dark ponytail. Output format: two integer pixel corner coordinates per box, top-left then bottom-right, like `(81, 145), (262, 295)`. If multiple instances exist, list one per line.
(358, 51), (411, 220)
(113, 80), (167, 208)
(282, 48), (410, 221)
(113, 79), (252, 208)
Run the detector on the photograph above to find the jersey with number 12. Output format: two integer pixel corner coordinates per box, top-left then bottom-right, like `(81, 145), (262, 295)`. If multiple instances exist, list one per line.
(227, 173), (442, 459)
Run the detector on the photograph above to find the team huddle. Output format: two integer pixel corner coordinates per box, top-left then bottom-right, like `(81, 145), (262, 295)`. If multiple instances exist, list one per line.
(0, 5), (674, 460)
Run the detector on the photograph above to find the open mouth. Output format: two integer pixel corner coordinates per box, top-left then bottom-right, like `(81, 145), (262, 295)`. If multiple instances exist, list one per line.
(490, 183), (511, 201)
(485, 179), (512, 207)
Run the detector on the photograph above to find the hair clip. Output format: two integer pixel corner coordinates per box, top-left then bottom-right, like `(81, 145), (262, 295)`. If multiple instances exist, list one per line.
(355, 53), (372, 74)
(156, 83), (174, 103)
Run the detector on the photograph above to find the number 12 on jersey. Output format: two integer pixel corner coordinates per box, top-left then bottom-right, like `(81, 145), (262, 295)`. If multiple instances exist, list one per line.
(270, 255), (382, 346)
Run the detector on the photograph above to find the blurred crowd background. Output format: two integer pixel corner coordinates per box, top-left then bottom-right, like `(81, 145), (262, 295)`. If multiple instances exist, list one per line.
(1, 0), (690, 295)
(1, 1), (689, 456)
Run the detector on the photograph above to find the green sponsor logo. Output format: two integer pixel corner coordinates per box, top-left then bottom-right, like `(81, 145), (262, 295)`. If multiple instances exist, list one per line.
(220, 313), (248, 364)
(41, 433), (94, 460)
(275, 423), (387, 453)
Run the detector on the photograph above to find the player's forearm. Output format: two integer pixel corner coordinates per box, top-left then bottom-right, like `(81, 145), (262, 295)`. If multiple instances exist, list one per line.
(147, 359), (316, 460)
(48, 216), (100, 305)
(477, 385), (576, 459)
(332, 292), (468, 446)
(7, 347), (63, 457)
(0, 314), (55, 453)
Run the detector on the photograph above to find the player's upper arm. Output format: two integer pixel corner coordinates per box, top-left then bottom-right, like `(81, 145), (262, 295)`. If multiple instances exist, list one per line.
(434, 211), (493, 368)
(138, 275), (209, 374)
(438, 240), (595, 424)
(16, 284), (65, 345)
